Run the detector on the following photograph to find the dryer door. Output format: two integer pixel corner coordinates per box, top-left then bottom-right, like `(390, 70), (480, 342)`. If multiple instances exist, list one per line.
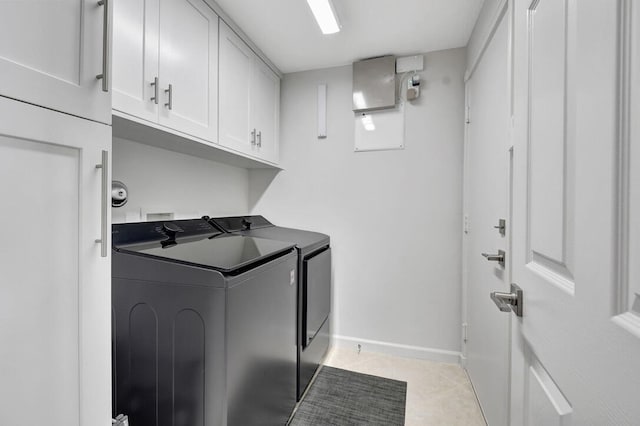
(303, 248), (331, 347)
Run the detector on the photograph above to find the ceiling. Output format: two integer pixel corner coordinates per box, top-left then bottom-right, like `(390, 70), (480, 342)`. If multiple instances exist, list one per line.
(214, 0), (485, 73)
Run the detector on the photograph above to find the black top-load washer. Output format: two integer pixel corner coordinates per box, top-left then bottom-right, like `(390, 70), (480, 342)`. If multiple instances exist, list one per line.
(207, 216), (331, 400)
(111, 219), (298, 426)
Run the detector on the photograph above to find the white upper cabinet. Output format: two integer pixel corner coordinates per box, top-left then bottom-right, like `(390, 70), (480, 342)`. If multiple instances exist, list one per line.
(0, 0), (111, 124)
(219, 21), (280, 164)
(251, 58), (280, 164)
(112, 0), (160, 123)
(158, 0), (218, 141)
(113, 2), (280, 166)
(219, 21), (253, 155)
(112, 0), (218, 141)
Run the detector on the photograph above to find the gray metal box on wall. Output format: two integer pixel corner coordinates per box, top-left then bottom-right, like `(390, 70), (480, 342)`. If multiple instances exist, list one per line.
(352, 56), (396, 112)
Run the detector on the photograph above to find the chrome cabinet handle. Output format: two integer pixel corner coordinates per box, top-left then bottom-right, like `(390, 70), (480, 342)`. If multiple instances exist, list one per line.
(150, 77), (159, 104)
(95, 150), (108, 257)
(96, 0), (110, 92)
(481, 250), (505, 267)
(490, 283), (523, 316)
(251, 128), (256, 145)
(257, 130), (262, 147)
(165, 84), (173, 110)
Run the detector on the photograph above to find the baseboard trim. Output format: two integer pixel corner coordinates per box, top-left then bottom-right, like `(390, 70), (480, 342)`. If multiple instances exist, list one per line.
(332, 334), (462, 365)
(459, 353), (468, 368)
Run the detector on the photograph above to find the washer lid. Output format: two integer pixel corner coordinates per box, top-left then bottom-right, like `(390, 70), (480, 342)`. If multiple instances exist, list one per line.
(118, 234), (294, 273)
(242, 226), (330, 253)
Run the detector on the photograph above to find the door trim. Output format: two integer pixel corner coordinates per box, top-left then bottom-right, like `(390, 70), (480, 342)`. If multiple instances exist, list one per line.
(465, 0), (509, 82)
(461, 2), (515, 424)
(461, 0), (515, 357)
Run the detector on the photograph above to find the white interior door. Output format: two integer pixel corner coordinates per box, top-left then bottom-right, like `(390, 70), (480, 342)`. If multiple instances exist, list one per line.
(510, 0), (640, 424)
(112, 0), (160, 123)
(0, 0), (111, 124)
(158, 0), (218, 141)
(464, 9), (510, 426)
(0, 98), (111, 425)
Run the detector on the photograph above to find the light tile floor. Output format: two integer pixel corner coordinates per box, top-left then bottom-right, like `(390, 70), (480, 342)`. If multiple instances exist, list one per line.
(323, 347), (486, 426)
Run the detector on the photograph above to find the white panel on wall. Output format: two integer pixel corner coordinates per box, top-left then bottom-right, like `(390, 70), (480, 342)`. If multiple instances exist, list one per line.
(317, 84), (327, 138)
(354, 102), (405, 152)
(396, 55), (424, 73)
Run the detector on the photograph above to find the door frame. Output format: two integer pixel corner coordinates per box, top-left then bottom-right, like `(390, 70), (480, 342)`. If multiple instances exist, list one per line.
(461, 0), (515, 422)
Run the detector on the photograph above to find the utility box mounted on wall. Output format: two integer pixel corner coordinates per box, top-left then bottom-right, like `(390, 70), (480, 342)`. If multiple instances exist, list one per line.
(352, 56), (396, 113)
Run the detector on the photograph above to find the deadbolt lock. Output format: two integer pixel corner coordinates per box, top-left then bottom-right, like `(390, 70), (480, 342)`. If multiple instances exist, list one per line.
(481, 250), (505, 268)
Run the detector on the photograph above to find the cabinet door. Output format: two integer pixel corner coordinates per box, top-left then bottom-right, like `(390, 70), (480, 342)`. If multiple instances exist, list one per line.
(158, 0), (218, 141)
(0, 98), (111, 426)
(251, 59), (280, 164)
(112, 0), (160, 123)
(0, 0), (111, 124)
(219, 21), (254, 155)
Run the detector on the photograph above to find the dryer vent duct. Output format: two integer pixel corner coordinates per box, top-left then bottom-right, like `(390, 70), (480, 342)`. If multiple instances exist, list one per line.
(352, 55), (396, 113)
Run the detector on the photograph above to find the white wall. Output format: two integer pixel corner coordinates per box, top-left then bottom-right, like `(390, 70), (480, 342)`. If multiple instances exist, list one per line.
(112, 137), (249, 223)
(249, 48), (467, 358)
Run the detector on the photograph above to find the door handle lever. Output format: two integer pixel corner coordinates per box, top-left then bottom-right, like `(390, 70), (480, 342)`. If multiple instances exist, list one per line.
(481, 250), (505, 267)
(490, 283), (523, 316)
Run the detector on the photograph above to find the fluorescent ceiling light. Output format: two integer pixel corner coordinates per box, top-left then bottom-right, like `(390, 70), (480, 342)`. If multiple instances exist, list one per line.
(307, 0), (341, 35)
